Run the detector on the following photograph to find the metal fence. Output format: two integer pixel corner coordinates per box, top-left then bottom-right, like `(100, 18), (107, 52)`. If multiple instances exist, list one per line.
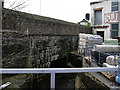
(0, 67), (119, 89)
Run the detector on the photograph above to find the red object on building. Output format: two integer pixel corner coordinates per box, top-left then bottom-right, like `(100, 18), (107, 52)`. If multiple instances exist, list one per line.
(92, 26), (109, 29)
(113, 37), (120, 43)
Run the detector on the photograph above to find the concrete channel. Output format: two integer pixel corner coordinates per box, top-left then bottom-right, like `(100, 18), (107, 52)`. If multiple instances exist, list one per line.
(71, 51), (120, 90)
(2, 51), (120, 89)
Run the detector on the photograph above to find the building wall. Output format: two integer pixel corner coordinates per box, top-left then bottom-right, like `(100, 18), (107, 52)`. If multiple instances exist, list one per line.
(2, 8), (92, 68)
(91, 0), (120, 40)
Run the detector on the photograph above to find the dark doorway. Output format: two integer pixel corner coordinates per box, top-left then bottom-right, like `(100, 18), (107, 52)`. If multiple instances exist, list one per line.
(97, 31), (104, 41)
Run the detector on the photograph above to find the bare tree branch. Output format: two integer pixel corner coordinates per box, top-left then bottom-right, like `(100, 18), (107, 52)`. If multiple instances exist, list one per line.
(8, 0), (18, 9)
(3, 0), (29, 18)
(11, 0), (29, 10)
(14, 4), (28, 11)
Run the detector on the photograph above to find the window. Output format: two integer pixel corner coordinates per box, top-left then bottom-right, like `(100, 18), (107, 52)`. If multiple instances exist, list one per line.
(111, 2), (119, 11)
(111, 23), (119, 38)
(94, 10), (102, 25)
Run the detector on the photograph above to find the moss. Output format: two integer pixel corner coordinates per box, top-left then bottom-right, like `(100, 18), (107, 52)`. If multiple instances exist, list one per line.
(81, 73), (109, 89)
(21, 74), (50, 89)
(2, 74), (27, 89)
(2, 74), (50, 89)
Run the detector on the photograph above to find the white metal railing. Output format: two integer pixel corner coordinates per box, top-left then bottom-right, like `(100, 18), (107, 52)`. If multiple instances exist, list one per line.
(0, 67), (119, 89)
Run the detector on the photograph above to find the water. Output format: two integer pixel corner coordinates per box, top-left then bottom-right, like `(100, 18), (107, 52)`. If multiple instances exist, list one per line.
(21, 57), (85, 89)
(21, 73), (76, 89)
(56, 73), (76, 89)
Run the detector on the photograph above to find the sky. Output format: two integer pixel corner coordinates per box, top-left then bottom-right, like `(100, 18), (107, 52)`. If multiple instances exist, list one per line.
(4, 0), (98, 23)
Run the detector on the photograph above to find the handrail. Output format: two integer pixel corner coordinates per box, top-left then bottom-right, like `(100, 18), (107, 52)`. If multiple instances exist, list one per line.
(0, 67), (119, 89)
(0, 67), (118, 73)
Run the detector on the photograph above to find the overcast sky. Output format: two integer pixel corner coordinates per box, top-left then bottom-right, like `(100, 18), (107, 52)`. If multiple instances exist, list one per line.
(4, 0), (98, 23)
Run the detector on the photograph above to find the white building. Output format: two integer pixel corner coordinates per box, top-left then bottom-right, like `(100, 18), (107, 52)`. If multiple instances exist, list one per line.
(90, 0), (120, 41)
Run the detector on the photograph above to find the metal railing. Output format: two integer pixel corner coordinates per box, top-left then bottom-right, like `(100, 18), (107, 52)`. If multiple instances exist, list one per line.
(0, 67), (119, 89)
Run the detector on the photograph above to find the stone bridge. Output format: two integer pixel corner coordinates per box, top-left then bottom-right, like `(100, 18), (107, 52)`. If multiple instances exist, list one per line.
(2, 8), (92, 68)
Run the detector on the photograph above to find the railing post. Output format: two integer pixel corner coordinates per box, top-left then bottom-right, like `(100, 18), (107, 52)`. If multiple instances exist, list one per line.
(51, 72), (55, 90)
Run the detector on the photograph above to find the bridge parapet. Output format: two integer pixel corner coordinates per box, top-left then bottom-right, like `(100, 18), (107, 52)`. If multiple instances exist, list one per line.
(2, 8), (92, 68)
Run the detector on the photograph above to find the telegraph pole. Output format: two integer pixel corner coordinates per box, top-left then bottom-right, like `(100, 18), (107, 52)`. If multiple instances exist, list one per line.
(40, 0), (41, 15)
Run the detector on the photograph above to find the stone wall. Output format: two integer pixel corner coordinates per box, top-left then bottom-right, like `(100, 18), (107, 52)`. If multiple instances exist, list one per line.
(2, 8), (92, 68)
(2, 32), (78, 68)
(2, 8), (91, 35)
(2, 32), (29, 68)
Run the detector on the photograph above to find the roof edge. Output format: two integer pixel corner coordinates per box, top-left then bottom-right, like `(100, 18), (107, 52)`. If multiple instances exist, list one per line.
(90, 1), (102, 5)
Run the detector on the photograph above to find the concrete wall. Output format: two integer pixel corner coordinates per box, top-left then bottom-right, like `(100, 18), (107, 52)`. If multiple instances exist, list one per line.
(2, 8), (92, 68)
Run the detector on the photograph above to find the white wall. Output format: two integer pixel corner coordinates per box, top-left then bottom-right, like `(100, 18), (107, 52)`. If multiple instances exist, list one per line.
(91, 0), (120, 39)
